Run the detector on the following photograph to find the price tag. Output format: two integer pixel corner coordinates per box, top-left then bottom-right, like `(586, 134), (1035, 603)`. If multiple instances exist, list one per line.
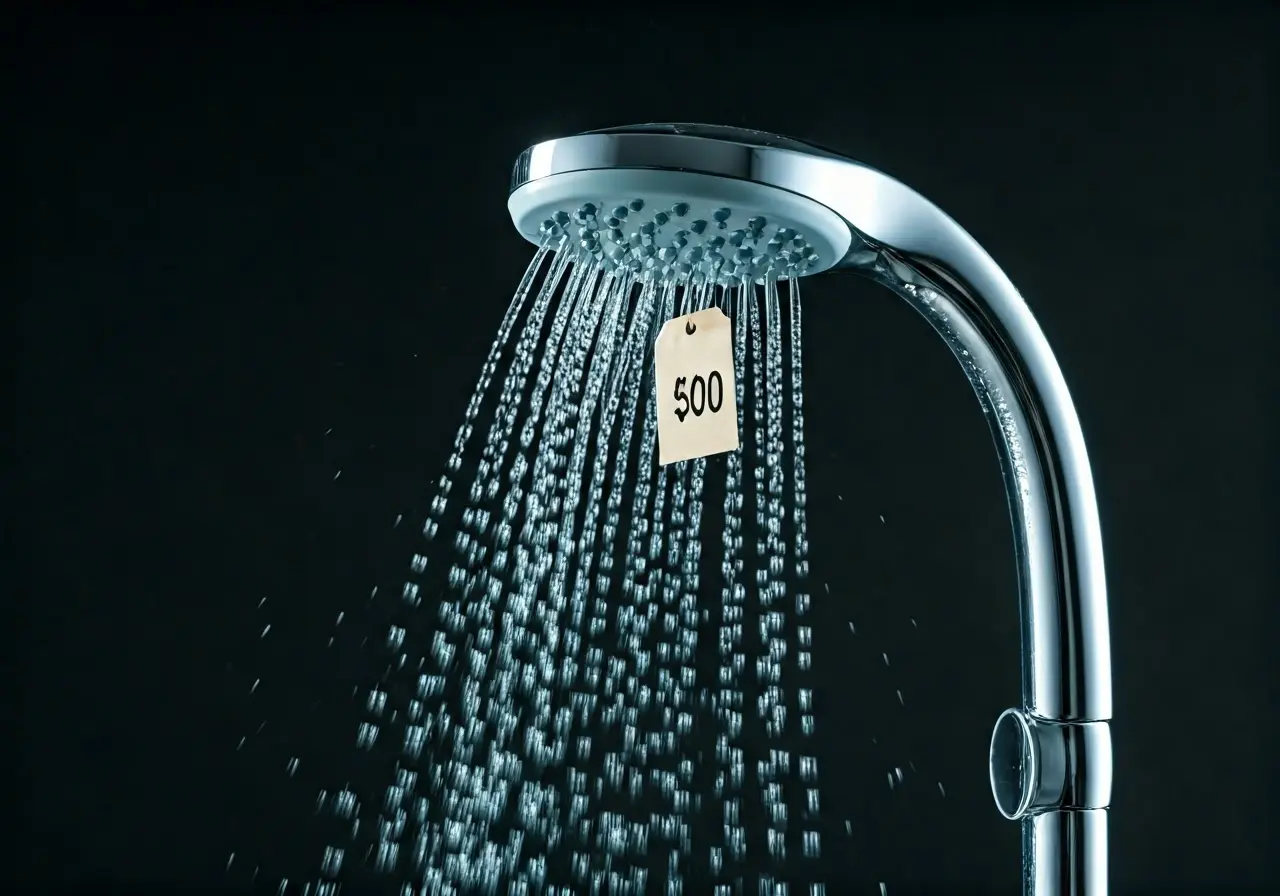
(655, 306), (739, 466)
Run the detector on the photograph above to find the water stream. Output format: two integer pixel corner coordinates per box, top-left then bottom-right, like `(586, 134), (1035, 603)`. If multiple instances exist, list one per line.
(256, 240), (832, 894)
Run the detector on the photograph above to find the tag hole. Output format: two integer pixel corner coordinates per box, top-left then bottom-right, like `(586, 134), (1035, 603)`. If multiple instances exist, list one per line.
(685, 321), (697, 335)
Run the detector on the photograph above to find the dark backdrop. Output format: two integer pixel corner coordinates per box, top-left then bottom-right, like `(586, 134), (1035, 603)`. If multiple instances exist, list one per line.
(15, 8), (1276, 894)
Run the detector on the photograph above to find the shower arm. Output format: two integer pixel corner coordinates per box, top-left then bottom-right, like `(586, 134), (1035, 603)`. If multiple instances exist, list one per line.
(834, 188), (1114, 895)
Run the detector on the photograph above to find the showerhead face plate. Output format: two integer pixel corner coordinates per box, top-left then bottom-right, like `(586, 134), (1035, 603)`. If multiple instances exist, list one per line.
(507, 167), (852, 285)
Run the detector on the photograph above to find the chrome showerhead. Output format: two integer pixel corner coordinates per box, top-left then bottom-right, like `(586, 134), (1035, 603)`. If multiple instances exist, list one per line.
(508, 125), (857, 284)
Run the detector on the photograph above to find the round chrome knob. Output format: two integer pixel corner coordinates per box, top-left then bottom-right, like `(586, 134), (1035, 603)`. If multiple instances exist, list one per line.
(989, 708), (1114, 820)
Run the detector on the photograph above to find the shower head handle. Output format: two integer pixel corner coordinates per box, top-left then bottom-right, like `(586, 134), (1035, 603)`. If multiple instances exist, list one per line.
(508, 124), (1114, 895)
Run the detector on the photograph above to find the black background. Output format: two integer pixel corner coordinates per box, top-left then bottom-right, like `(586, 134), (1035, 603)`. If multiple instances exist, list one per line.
(15, 8), (1276, 894)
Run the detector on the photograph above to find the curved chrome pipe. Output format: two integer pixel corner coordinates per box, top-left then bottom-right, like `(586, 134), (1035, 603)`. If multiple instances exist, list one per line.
(508, 124), (1113, 895)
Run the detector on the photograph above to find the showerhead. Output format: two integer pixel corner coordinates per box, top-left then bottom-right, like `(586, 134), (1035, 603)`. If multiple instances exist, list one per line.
(508, 123), (970, 286)
(508, 125), (856, 283)
(507, 123), (1113, 896)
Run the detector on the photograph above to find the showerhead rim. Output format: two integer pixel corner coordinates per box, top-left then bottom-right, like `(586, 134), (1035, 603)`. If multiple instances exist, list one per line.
(508, 123), (859, 195)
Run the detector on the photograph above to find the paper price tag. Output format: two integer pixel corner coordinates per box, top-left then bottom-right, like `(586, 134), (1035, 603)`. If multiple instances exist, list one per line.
(655, 306), (739, 466)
